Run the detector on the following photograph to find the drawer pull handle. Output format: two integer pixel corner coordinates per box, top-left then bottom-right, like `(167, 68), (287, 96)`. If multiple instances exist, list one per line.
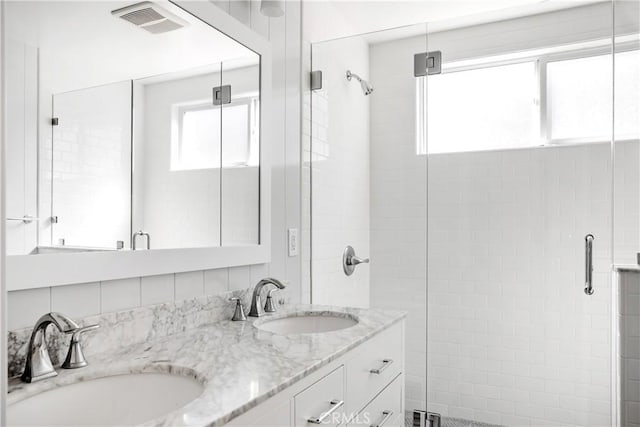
(308, 399), (344, 424)
(370, 359), (393, 374)
(371, 410), (394, 427)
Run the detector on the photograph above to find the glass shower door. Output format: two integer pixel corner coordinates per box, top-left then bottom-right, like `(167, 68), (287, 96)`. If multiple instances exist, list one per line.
(614, 2), (640, 426)
(306, 23), (430, 424)
(425, 3), (615, 426)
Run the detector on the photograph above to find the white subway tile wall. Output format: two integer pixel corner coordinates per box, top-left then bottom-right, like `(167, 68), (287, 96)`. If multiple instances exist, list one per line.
(50, 81), (132, 249)
(51, 282), (101, 319)
(7, 288), (51, 331)
(204, 268), (229, 295)
(310, 36), (371, 309)
(423, 146), (613, 427)
(369, 33), (428, 414)
(100, 278), (141, 313)
(175, 271), (205, 301)
(141, 274), (175, 306)
(229, 265), (252, 291)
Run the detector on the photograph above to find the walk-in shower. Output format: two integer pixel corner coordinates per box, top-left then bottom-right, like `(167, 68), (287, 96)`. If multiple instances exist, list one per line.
(305, 1), (640, 426)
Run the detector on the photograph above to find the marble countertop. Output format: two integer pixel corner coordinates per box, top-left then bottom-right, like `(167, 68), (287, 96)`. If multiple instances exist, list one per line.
(7, 305), (406, 427)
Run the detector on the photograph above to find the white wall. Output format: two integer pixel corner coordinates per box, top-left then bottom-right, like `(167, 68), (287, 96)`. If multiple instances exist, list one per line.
(4, 40), (37, 255)
(1, 0), (8, 419)
(310, 36), (371, 308)
(5, 0), (302, 329)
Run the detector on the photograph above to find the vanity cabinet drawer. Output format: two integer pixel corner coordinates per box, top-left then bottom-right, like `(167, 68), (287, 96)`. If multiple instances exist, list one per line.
(294, 366), (346, 427)
(346, 322), (403, 414)
(348, 374), (403, 427)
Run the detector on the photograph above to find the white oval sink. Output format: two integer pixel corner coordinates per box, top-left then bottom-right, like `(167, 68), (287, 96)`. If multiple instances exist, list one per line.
(8, 373), (203, 426)
(255, 313), (358, 334)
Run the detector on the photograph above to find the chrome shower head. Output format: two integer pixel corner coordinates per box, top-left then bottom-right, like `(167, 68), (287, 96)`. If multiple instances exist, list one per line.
(346, 70), (374, 96)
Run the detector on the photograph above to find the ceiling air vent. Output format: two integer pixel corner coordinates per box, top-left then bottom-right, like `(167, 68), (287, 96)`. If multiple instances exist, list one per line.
(111, 2), (189, 34)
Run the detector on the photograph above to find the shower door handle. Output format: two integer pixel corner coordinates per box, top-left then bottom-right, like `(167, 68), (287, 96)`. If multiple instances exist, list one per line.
(584, 234), (594, 295)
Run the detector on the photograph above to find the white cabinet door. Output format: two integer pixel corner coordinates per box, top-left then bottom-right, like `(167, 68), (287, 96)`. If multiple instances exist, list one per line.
(294, 366), (345, 427)
(346, 322), (403, 415)
(348, 374), (403, 427)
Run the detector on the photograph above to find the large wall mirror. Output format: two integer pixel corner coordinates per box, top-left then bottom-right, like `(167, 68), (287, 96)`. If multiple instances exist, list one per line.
(4, 0), (272, 289)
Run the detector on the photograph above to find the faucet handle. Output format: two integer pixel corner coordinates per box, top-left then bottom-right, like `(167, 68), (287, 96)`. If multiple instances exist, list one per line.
(62, 324), (99, 369)
(264, 289), (280, 313)
(229, 297), (247, 321)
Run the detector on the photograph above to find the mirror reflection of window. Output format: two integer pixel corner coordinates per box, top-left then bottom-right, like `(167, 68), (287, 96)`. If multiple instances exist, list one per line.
(175, 104), (221, 170)
(172, 95), (259, 171)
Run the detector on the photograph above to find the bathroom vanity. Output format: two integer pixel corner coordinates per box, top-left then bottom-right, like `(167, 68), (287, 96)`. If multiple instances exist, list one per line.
(229, 312), (405, 427)
(7, 305), (406, 427)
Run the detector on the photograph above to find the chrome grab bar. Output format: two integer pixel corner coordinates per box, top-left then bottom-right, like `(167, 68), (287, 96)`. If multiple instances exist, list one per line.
(308, 399), (344, 424)
(371, 410), (394, 427)
(370, 359), (393, 375)
(6, 215), (39, 224)
(585, 234), (594, 295)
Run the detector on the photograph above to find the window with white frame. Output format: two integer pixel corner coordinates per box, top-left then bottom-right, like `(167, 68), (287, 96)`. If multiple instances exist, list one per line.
(171, 95), (259, 170)
(417, 45), (640, 154)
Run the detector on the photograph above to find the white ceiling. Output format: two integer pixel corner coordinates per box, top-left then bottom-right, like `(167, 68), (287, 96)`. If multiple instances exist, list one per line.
(303, 0), (605, 43)
(5, 1), (258, 93)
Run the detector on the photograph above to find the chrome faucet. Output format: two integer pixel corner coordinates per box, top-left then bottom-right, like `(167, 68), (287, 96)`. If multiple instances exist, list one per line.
(249, 278), (286, 317)
(21, 313), (79, 383)
(21, 313), (99, 383)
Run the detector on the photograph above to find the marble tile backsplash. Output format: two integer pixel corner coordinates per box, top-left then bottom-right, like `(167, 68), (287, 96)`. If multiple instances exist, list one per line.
(6, 285), (285, 378)
(6, 265), (274, 330)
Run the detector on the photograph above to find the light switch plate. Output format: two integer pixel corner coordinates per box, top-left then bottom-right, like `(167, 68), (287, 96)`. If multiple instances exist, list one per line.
(288, 228), (298, 257)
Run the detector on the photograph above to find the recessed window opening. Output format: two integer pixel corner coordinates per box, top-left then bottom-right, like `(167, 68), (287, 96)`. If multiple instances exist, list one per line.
(417, 41), (640, 155)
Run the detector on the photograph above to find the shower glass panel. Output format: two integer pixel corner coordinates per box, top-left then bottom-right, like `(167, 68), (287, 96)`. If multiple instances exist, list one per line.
(307, 23), (430, 421)
(425, 3), (614, 426)
(51, 81), (132, 249)
(614, 2), (640, 427)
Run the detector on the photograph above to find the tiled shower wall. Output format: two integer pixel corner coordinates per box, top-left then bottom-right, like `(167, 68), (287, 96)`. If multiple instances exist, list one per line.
(309, 36), (371, 308)
(7, 0), (302, 331)
(422, 144), (616, 426)
(368, 28), (640, 427)
(368, 33), (428, 413)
